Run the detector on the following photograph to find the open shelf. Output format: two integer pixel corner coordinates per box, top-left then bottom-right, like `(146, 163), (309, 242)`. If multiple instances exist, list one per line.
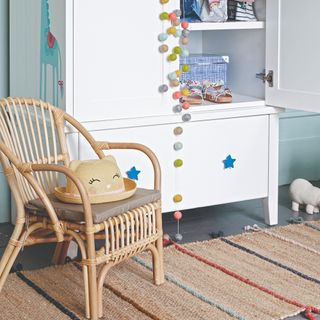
(189, 21), (265, 31)
(189, 93), (265, 113)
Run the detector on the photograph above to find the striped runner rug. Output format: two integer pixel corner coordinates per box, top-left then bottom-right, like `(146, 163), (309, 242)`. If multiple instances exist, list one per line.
(1, 221), (320, 320)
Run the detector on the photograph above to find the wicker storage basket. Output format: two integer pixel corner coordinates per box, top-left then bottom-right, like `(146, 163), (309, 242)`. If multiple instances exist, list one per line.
(180, 54), (229, 85)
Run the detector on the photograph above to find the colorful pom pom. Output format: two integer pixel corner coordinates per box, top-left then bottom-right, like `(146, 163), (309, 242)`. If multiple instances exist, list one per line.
(173, 46), (182, 54)
(174, 159), (183, 167)
(172, 19), (181, 26)
(182, 101), (190, 110)
(182, 113), (191, 122)
(159, 44), (169, 53)
(173, 91), (182, 99)
(159, 84), (169, 93)
(176, 70), (182, 77)
(168, 72), (178, 81)
(174, 9), (182, 17)
(181, 49), (190, 57)
(181, 37), (189, 45)
(181, 21), (189, 29)
(173, 211), (183, 220)
(160, 12), (169, 20)
(174, 142), (183, 151)
(167, 26), (177, 35)
(175, 233), (183, 241)
(174, 127), (183, 135)
(182, 29), (190, 37)
(169, 12), (177, 21)
(173, 105), (182, 113)
(163, 234), (171, 246)
(168, 53), (177, 61)
(181, 88), (190, 96)
(174, 29), (182, 38)
(170, 79), (180, 87)
(173, 194), (183, 203)
(182, 64), (190, 72)
(160, 0), (170, 3)
(158, 33), (168, 42)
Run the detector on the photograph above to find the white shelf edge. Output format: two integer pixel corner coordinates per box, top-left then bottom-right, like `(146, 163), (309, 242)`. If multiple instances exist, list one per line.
(189, 21), (265, 31)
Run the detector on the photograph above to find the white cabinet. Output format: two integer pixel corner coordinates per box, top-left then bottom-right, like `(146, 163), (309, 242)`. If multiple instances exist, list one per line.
(265, 0), (320, 112)
(175, 116), (269, 209)
(10, 0), (318, 225)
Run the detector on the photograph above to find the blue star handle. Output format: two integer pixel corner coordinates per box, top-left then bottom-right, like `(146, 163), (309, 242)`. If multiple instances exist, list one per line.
(126, 166), (141, 180)
(223, 155), (236, 169)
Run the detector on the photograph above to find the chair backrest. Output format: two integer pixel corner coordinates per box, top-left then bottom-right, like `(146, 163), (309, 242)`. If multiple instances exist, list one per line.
(0, 97), (71, 203)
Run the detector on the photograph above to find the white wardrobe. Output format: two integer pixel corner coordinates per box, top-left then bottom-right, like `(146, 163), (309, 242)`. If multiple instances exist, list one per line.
(10, 0), (320, 225)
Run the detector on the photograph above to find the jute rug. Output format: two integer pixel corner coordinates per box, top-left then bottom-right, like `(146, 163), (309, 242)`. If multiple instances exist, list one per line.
(1, 221), (320, 320)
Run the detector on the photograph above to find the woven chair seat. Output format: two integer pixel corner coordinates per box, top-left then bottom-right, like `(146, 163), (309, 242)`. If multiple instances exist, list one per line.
(26, 188), (161, 224)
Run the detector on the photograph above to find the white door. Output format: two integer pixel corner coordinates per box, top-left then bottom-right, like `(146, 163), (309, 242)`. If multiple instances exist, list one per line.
(73, 0), (179, 122)
(266, 0), (320, 112)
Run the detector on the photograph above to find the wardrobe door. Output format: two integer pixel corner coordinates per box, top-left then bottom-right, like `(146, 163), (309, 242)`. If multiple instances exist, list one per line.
(73, 0), (178, 122)
(266, 0), (320, 112)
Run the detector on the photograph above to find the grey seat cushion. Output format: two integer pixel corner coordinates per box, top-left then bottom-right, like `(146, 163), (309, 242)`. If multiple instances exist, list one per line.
(26, 188), (161, 224)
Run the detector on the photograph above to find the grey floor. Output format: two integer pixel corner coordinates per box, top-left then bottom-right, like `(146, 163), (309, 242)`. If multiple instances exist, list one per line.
(0, 185), (319, 320)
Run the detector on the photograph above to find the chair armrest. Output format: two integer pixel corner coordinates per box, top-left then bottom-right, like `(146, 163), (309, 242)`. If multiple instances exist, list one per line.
(31, 164), (94, 228)
(95, 141), (161, 190)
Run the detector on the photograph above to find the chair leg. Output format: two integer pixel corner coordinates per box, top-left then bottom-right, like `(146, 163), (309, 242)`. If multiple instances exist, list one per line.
(151, 239), (165, 285)
(82, 265), (91, 319)
(97, 263), (113, 318)
(87, 264), (99, 320)
(52, 241), (71, 265)
(154, 207), (165, 285)
(0, 242), (23, 292)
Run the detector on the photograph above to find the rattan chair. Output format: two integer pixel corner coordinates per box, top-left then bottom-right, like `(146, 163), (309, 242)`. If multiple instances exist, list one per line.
(0, 97), (164, 319)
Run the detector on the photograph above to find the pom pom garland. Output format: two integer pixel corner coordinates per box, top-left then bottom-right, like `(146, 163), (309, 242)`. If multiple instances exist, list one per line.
(173, 194), (183, 203)
(160, 12), (169, 20)
(169, 12), (177, 21)
(174, 159), (183, 167)
(173, 91), (182, 100)
(158, 33), (168, 42)
(174, 127), (183, 135)
(159, 44), (169, 53)
(168, 53), (177, 61)
(167, 26), (177, 35)
(181, 21), (189, 29)
(182, 101), (190, 110)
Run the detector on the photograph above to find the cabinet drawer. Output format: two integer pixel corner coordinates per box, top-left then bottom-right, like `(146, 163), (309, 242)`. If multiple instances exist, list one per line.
(174, 116), (269, 210)
(79, 125), (175, 212)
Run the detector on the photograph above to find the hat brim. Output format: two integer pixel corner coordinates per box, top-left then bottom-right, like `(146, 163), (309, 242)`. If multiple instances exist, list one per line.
(54, 178), (137, 204)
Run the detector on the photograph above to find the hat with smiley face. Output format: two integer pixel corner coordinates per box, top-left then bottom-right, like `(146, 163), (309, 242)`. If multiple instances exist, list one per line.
(54, 156), (137, 204)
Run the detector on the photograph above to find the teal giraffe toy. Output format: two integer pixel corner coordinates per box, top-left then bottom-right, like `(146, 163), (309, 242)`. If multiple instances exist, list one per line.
(40, 0), (63, 106)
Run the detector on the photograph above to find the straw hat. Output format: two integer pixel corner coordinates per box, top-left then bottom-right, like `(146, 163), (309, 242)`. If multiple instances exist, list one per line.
(54, 156), (136, 204)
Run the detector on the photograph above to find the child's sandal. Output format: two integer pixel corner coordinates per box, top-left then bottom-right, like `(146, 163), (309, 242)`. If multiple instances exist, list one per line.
(203, 81), (232, 104)
(207, 88), (233, 103)
(181, 80), (204, 105)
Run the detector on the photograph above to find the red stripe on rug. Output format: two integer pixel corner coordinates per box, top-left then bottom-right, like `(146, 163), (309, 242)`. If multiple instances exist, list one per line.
(170, 241), (320, 320)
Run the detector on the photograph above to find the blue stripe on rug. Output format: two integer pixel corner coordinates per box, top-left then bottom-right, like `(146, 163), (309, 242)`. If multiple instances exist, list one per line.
(221, 238), (320, 286)
(16, 271), (80, 320)
(305, 222), (320, 233)
(132, 256), (247, 320)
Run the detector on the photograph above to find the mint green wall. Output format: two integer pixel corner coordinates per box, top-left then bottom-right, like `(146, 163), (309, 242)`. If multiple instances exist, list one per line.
(279, 110), (320, 185)
(0, 0), (10, 223)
